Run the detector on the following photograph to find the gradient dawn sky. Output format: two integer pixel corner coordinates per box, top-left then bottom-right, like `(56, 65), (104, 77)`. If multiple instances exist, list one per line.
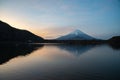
(0, 0), (120, 39)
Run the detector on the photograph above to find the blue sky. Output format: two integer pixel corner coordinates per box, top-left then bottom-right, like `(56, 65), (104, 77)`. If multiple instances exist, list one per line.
(0, 0), (120, 39)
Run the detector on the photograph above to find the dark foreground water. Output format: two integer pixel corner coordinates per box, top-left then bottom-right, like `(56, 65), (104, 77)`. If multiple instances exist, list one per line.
(0, 44), (120, 80)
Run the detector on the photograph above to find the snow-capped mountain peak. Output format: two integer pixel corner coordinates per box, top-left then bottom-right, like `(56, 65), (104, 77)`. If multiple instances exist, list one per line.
(57, 29), (95, 40)
(71, 29), (84, 35)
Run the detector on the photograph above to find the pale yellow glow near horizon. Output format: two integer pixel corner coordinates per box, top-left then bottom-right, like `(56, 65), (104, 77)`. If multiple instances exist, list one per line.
(0, 12), (75, 39)
(0, 16), (73, 39)
(0, 19), (65, 39)
(0, 12), (51, 38)
(0, 17), (47, 38)
(0, 14), (29, 29)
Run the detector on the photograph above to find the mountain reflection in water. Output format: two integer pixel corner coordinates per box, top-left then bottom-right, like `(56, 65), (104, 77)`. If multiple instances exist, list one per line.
(0, 43), (44, 64)
(56, 44), (95, 56)
(0, 44), (120, 80)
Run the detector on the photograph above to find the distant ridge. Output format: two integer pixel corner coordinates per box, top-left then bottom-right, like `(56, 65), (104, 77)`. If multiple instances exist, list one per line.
(57, 29), (95, 40)
(0, 21), (44, 43)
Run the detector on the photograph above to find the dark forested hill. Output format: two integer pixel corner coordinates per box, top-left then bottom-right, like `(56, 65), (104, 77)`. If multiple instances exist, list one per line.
(0, 21), (44, 43)
(108, 36), (120, 49)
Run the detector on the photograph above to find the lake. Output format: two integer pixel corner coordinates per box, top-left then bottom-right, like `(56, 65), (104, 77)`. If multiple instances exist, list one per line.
(0, 44), (120, 80)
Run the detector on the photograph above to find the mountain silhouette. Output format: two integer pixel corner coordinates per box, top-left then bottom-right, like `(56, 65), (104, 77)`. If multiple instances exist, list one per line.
(57, 29), (95, 40)
(0, 21), (44, 43)
(56, 44), (95, 56)
(108, 36), (120, 49)
(0, 43), (44, 64)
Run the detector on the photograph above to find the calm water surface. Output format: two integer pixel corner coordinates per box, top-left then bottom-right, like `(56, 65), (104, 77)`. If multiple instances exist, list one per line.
(0, 44), (120, 80)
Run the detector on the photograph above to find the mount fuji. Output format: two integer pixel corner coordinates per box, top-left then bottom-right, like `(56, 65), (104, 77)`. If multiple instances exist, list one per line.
(57, 29), (96, 40)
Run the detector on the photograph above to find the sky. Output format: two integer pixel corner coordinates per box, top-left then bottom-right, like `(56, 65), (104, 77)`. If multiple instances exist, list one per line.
(0, 0), (120, 39)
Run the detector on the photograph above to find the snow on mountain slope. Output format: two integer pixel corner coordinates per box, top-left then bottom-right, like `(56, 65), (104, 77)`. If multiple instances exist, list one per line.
(57, 29), (95, 40)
